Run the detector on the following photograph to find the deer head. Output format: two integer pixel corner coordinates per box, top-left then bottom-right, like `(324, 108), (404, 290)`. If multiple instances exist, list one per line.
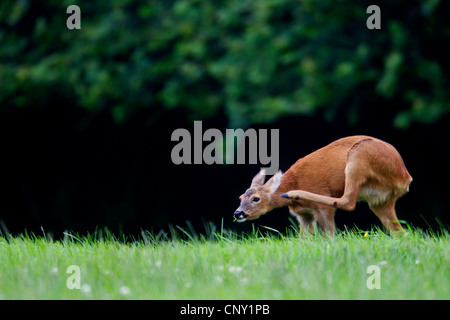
(233, 169), (283, 222)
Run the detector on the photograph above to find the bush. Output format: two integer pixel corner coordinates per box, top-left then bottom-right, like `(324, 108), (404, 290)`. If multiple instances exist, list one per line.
(1, 0), (449, 128)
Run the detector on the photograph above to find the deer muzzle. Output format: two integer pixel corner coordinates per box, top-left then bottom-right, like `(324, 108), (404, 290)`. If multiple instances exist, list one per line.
(233, 210), (248, 222)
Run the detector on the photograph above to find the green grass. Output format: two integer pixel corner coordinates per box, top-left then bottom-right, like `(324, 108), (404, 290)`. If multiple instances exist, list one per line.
(0, 226), (448, 299)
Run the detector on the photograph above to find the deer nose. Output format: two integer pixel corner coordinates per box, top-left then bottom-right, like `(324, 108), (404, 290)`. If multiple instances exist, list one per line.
(233, 211), (248, 220)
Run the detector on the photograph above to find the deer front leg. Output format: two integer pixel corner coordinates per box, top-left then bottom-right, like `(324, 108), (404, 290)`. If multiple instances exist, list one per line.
(290, 208), (316, 235)
(315, 206), (336, 236)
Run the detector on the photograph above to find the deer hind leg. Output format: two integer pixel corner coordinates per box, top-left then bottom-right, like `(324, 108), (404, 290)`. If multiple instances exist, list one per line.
(369, 200), (405, 234)
(281, 160), (364, 212)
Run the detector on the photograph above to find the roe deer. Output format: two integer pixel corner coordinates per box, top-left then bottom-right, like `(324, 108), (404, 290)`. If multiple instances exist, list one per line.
(233, 136), (412, 235)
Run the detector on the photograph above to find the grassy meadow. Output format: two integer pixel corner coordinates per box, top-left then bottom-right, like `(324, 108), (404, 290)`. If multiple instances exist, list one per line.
(0, 226), (448, 300)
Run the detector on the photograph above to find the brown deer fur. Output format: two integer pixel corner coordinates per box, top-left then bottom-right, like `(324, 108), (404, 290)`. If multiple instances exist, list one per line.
(234, 135), (412, 235)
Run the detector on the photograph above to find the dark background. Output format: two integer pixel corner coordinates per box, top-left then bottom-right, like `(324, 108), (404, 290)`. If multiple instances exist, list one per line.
(1, 0), (449, 237)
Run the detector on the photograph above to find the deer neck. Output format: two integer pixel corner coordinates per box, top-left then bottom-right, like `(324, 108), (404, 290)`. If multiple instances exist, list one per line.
(268, 178), (295, 209)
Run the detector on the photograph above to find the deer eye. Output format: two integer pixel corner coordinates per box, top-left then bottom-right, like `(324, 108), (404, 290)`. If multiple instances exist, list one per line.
(252, 197), (260, 202)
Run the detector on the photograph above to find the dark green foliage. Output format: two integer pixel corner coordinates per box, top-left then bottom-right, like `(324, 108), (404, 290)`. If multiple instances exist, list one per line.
(1, 0), (449, 127)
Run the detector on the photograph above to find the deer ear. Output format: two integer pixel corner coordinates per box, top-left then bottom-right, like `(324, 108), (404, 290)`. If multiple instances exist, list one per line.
(265, 170), (283, 194)
(250, 169), (266, 187)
